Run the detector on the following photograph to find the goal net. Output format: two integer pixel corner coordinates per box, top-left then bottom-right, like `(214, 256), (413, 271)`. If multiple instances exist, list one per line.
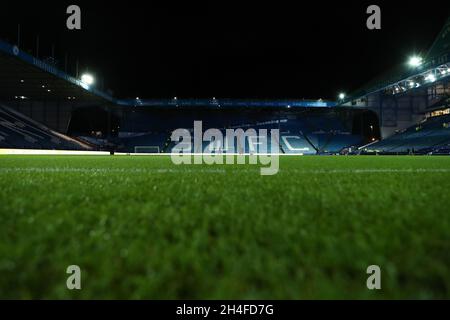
(134, 146), (160, 154)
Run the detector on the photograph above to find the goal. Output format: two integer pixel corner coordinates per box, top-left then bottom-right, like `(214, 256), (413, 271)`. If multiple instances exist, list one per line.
(134, 146), (160, 154)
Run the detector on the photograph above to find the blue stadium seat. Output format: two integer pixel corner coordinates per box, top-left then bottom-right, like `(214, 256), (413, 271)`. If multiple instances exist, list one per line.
(0, 104), (90, 150)
(365, 114), (450, 154)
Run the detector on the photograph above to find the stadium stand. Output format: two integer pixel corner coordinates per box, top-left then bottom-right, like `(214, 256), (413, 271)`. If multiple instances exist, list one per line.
(117, 132), (168, 153)
(0, 103), (91, 150)
(363, 114), (450, 154)
(151, 115), (362, 155)
(2, 14), (450, 156)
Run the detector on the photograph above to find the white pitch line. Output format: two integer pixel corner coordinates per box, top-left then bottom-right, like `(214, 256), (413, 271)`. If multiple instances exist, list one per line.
(0, 167), (227, 174)
(288, 168), (450, 174)
(1, 167), (450, 174)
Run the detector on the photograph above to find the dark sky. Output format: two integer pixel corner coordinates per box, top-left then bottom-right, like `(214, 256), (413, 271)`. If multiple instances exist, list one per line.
(1, 1), (450, 100)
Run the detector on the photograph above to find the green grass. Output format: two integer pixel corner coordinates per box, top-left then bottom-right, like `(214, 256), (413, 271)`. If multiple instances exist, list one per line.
(0, 155), (449, 299)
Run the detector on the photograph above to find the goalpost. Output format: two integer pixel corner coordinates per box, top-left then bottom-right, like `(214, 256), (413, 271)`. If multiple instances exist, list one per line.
(134, 146), (160, 154)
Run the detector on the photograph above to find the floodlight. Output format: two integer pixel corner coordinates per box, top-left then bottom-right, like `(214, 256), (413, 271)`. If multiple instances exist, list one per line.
(408, 56), (423, 67)
(338, 93), (346, 100)
(81, 73), (95, 85)
(425, 74), (436, 82)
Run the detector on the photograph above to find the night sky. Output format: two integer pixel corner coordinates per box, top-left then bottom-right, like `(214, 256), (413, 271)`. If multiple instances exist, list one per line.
(1, 1), (450, 100)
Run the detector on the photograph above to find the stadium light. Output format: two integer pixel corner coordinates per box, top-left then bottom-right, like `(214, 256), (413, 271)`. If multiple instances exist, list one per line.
(425, 74), (436, 83)
(408, 56), (423, 67)
(338, 93), (346, 100)
(81, 73), (95, 86)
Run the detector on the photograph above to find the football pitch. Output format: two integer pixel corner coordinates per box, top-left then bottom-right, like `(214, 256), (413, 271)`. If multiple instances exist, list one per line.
(0, 155), (449, 299)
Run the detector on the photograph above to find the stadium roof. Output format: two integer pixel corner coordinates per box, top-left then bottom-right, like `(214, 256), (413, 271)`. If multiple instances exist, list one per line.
(427, 16), (450, 61)
(0, 38), (336, 109)
(119, 98), (336, 108)
(0, 40), (115, 103)
(346, 16), (450, 102)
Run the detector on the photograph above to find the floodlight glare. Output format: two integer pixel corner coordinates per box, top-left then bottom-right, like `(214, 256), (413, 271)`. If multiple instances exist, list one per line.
(81, 73), (95, 85)
(338, 93), (346, 100)
(425, 74), (436, 82)
(408, 56), (423, 67)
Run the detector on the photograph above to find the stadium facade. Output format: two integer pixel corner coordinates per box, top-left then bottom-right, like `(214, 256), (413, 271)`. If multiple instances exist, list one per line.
(1, 16), (449, 155)
(341, 17), (450, 154)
